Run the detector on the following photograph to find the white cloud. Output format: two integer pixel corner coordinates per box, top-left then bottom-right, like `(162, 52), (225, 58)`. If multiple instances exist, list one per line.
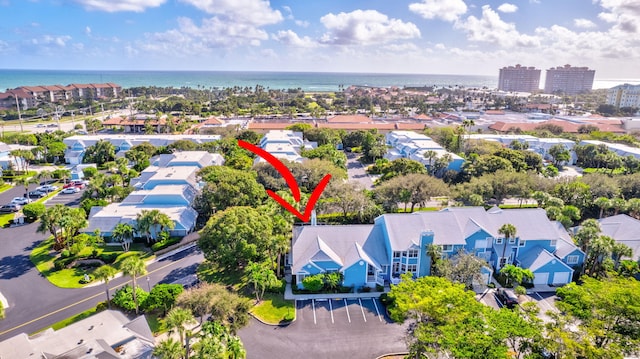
(180, 0), (283, 26)
(597, 0), (640, 33)
(73, 0), (166, 12)
(85, 26), (92, 36)
(497, 3), (518, 13)
(408, 0), (467, 22)
(273, 30), (317, 48)
(456, 5), (539, 47)
(574, 18), (596, 29)
(295, 20), (310, 28)
(319, 9), (420, 45)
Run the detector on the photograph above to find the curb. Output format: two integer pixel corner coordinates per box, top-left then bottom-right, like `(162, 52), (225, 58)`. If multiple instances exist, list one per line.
(0, 291), (9, 309)
(375, 352), (410, 359)
(248, 310), (296, 327)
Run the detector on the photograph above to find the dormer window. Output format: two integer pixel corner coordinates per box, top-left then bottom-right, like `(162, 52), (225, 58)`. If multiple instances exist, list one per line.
(508, 237), (516, 244)
(495, 238), (503, 245)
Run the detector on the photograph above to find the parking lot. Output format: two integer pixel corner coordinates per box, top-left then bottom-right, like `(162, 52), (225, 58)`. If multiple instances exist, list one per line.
(477, 288), (561, 323)
(45, 188), (84, 208)
(296, 298), (390, 327)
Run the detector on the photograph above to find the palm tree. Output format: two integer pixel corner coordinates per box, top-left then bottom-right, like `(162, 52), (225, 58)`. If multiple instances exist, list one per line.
(226, 335), (246, 359)
(94, 265), (117, 309)
(136, 209), (174, 242)
(16, 176), (33, 199)
(594, 197), (611, 218)
(498, 223), (517, 270)
(426, 244), (442, 275)
(611, 242), (632, 269)
(165, 307), (196, 351)
(153, 338), (184, 359)
(120, 255), (147, 315)
(423, 150), (437, 175)
(112, 222), (134, 252)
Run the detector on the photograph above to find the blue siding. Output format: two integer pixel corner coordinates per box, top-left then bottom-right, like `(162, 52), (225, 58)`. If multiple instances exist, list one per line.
(559, 248), (585, 267)
(419, 233), (433, 276)
(376, 217), (393, 279)
(342, 261), (367, 288)
(313, 260), (342, 271)
(533, 260), (573, 285)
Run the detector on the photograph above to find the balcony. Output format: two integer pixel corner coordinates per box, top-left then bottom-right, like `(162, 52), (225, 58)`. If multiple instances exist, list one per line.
(367, 275), (384, 286)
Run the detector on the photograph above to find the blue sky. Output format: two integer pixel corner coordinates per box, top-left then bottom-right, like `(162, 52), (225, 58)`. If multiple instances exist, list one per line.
(0, 0), (638, 79)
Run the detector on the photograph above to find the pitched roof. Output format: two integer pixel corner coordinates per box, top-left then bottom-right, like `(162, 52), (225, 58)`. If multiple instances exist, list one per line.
(291, 225), (388, 274)
(598, 214), (640, 260)
(518, 245), (572, 272)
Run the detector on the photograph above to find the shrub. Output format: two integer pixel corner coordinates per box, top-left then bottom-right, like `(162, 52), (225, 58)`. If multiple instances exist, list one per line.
(61, 249), (71, 258)
(99, 252), (119, 264)
(150, 237), (181, 252)
(302, 274), (324, 292)
(54, 256), (75, 270)
(142, 284), (184, 314)
(79, 274), (94, 284)
(74, 124), (84, 130)
(379, 293), (394, 307)
(376, 284), (384, 292)
(22, 202), (46, 221)
(487, 282), (496, 289)
(514, 285), (527, 296)
(112, 285), (149, 312)
(82, 167), (98, 178)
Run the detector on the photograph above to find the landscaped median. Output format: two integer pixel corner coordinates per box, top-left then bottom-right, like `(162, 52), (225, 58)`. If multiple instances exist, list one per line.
(250, 293), (296, 325)
(0, 187), (61, 228)
(29, 238), (152, 288)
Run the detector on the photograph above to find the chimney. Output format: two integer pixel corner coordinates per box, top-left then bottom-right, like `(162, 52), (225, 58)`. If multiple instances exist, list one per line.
(311, 209), (317, 226)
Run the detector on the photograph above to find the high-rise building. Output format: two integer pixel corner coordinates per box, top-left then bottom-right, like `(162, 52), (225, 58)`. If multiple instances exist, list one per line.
(498, 64), (541, 92)
(607, 84), (640, 108)
(544, 65), (595, 95)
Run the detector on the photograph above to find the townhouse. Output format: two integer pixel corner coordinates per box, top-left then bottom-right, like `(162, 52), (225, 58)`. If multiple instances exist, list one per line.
(385, 131), (465, 171)
(291, 207), (584, 290)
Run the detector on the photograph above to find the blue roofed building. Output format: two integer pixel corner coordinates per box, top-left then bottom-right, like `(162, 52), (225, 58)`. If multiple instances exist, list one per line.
(384, 131), (465, 172)
(290, 207), (584, 290)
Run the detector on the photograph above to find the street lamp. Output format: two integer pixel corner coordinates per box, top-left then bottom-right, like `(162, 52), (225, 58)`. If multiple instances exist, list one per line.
(146, 276), (151, 292)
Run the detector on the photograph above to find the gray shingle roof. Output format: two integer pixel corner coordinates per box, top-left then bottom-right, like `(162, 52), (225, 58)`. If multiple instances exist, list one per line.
(599, 214), (640, 260)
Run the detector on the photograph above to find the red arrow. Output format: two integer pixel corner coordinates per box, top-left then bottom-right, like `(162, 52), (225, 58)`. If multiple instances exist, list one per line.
(238, 140), (332, 222)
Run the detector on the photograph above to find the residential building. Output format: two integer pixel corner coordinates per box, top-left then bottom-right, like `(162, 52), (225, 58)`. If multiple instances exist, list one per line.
(291, 207), (584, 290)
(63, 134), (221, 165)
(384, 131), (465, 172)
(0, 310), (154, 359)
(544, 65), (595, 95)
(498, 64), (541, 92)
(466, 134), (577, 164)
(607, 84), (640, 108)
(579, 140), (640, 160)
(255, 130), (317, 164)
(0, 83), (121, 109)
(598, 214), (640, 261)
(84, 151), (221, 238)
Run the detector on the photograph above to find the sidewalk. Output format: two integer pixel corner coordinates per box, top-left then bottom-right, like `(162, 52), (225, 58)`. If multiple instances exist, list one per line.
(283, 282), (387, 301)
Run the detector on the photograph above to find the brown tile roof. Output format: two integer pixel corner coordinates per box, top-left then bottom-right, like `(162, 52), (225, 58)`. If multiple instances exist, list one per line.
(411, 114), (434, 121)
(489, 119), (624, 133)
(21, 86), (48, 92)
(484, 110), (505, 115)
(248, 122), (297, 130)
(326, 115), (372, 123)
(318, 123), (396, 130)
(524, 103), (553, 110)
(396, 123), (427, 130)
(202, 117), (223, 125)
(102, 117), (125, 126)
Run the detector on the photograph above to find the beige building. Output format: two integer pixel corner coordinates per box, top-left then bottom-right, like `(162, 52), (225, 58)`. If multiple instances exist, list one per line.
(607, 84), (640, 108)
(544, 64), (595, 95)
(498, 64), (541, 93)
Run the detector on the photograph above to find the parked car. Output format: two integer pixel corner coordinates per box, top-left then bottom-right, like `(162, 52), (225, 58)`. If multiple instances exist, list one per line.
(27, 191), (47, 198)
(495, 288), (519, 309)
(61, 187), (80, 194)
(0, 204), (21, 213)
(11, 197), (32, 205)
(36, 185), (58, 192)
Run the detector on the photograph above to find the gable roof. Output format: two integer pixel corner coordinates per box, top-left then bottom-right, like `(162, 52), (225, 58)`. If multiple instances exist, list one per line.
(598, 214), (640, 260)
(518, 245), (573, 273)
(291, 225), (387, 274)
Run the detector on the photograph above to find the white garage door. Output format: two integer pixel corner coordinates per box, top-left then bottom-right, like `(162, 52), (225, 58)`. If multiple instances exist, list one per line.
(552, 272), (570, 285)
(533, 272), (549, 285)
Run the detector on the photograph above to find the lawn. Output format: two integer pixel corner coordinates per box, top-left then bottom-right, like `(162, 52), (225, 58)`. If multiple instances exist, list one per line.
(0, 183), (11, 193)
(197, 261), (248, 291)
(146, 313), (168, 335)
(250, 293), (295, 325)
(30, 238), (152, 288)
(0, 213), (14, 228)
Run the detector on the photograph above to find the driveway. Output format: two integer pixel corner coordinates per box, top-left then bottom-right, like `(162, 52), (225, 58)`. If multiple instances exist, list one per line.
(346, 152), (374, 190)
(239, 298), (407, 359)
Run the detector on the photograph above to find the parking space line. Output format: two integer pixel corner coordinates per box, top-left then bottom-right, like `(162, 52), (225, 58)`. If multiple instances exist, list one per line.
(344, 299), (351, 323)
(371, 298), (382, 322)
(358, 298), (367, 322)
(329, 298), (334, 324)
(312, 299), (317, 325)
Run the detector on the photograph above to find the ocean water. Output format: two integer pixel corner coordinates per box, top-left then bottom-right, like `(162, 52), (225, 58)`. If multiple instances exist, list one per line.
(1, 69), (637, 92)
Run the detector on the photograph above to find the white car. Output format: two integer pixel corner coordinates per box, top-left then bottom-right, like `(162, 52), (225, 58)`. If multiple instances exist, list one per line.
(61, 187), (80, 194)
(36, 185), (59, 192)
(11, 197), (32, 205)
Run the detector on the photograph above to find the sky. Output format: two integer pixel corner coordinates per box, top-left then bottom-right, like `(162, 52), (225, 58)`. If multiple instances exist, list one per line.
(0, 0), (639, 79)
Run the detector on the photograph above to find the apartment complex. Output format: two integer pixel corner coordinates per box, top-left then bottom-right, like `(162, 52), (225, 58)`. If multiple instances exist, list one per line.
(544, 65), (595, 95)
(0, 83), (122, 109)
(498, 64), (541, 92)
(607, 84), (640, 108)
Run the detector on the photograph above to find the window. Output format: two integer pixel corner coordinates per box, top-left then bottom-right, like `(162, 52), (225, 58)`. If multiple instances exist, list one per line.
(407, 264), (417, 273)
(567, 255), (579, 264)
(442, 244), (453, 252)
(392, 262), (400, 274)
(393, 251), (402, 259)
(408, 249), (419, 258)
(499, 257), (507, 267)
(508, 237), (516, 244)
(550, 240), (557, 247)
(519, 240), (526, 247)
(401, 264), (407, 272)
(402, 251), (408, 257)
(495, 237), (503, 245)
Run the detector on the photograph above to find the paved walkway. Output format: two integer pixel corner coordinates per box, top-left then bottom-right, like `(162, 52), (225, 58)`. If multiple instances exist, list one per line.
(283, 282), (387, 301)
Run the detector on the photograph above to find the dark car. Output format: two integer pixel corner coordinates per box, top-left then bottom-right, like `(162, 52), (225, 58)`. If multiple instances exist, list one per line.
(0, 204), (21, 213)
(495, 288), (519, 308)
(27, 191), (47, 198)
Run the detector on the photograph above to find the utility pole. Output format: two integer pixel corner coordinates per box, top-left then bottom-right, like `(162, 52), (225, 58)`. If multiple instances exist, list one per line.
(15, 95), (24, 132)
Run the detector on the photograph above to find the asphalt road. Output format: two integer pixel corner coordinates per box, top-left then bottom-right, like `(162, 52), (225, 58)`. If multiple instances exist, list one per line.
(346, 152), (374, 190)
(0, 184), (204, 341)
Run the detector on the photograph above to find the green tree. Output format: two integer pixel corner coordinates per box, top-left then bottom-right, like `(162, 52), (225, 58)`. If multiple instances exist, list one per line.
(245, 261), (278, 302)
(548, 144), (571, 169)
(112, 222), (134, 252)
(83, 139), (116, 165)
(301, 144), (347, 169)
(499, 264), (534, 288)
(153, 338), (184, 359)
(22, 202), (45, 221)
(144, 284), (184, 315)
(435, 251), (488, 289)
(498, 223), (517, 270)
(120, 255), (147, 315)
(94, 265), (118, 309)
(199, 207), (273, 270)
(594, 197), (611, 218)
(165, 307), (196, 350)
